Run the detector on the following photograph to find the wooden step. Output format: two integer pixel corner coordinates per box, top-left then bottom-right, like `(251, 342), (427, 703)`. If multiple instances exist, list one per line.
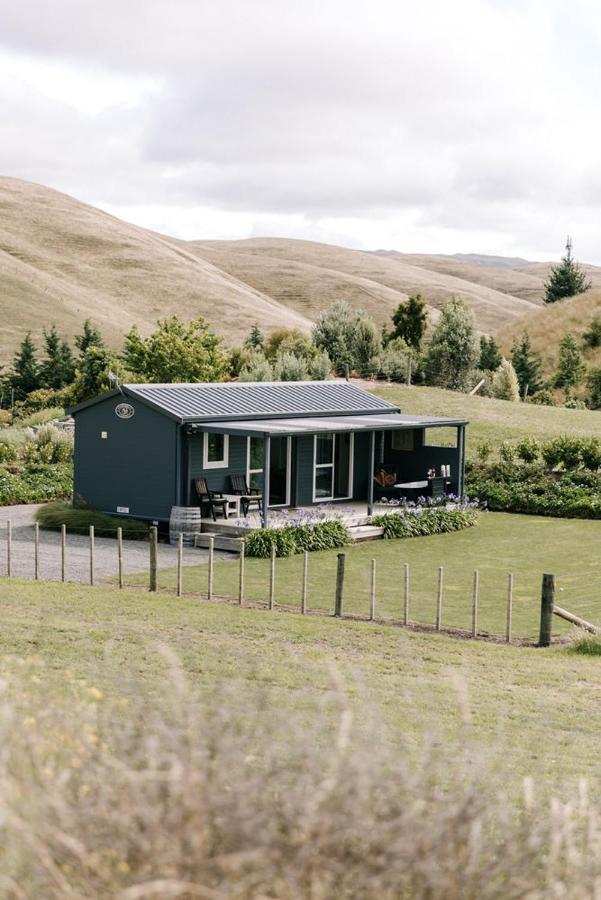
(194, 533), (243, 553)
(348, 525), (384, 543)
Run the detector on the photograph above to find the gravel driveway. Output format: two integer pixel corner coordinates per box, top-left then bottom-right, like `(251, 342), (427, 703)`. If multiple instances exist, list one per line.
(0, 504), (229, 584)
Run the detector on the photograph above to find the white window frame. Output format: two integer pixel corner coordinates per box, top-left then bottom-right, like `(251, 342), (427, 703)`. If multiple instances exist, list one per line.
(247, 436), (291, 507)
(312, 432), (354, 502)
(203, 432), (229, 469)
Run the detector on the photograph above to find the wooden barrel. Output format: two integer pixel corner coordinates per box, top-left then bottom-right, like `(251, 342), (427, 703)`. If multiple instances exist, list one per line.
(169, 506), (202, 546)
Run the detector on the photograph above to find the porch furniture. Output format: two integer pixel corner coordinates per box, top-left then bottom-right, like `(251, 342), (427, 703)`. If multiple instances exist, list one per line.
(228, 474), (263, 516)
(429, 476), (446, 500)
(222, 493), (243, 518)
(194, 478), (229, 521)
(393, 480), (429, 502)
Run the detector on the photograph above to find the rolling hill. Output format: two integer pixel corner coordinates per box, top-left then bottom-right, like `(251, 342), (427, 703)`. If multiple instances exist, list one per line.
(2, 176), (598, 363)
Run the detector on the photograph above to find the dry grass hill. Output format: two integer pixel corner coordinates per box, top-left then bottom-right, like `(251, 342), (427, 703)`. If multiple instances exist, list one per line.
(3, 176), (600, 363)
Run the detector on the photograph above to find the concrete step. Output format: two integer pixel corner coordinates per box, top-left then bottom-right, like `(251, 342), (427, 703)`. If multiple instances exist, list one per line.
(348, 525), (384, 543)
(193, 533), (243, 553)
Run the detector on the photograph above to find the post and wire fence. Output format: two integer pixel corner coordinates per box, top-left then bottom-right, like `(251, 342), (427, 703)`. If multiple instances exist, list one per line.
(1, 518), (599, 646)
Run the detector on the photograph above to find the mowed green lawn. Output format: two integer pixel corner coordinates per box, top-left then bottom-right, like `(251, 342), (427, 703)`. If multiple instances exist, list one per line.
(125, 512), (601, 641)
(0, 577), (600, 791)
(369, 383), (601, 453)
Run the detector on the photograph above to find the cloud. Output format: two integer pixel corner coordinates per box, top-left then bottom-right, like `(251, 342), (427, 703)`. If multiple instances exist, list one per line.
(1, 0), (601, 260)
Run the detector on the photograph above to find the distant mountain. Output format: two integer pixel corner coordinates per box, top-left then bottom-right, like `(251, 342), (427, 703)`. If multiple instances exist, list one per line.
(450, 253), (532, 269)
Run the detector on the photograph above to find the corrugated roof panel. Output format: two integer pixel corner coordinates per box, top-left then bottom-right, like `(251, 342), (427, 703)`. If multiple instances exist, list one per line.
(186, 412), (468, 436)
(122, 381), (397, 422)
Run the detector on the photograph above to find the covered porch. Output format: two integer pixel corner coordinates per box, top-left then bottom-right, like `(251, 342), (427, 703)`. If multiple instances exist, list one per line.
(184, 411), (467, 530)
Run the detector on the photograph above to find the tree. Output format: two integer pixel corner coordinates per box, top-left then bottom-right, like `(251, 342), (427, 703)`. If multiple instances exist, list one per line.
(424, 297), (479, 391)
(123, 317), (228, 383)
(75, 320), (105, 358)
(555, 333), (586, 394)
(544, 236), (591, 304)
(353, 318), (381, 377)
(510, 332), (543, 397)
(273, 352), (309, 381)
(70, 346), (129, 403)
(479, 336), (502, 371)
(11, 333), (40, 399)
(583, 316), (601, 349)
(40, 325), (75, 389)
(244, 323), (264, 351)
(491, 358), (520, 401)
(264, 328), (315, 361)
(312, 302), (381, 376)
(389, 294), (428, 351)
(379, 337), (413, 383)
(587, 368), (601, 409)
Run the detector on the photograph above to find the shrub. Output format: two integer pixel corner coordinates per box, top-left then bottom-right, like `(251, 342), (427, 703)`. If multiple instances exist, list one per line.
(371, 506), (479, 539)
(244, 518), (350, 557)
(528, 389), (556, 406)
(491, 358), (520, 401)
(567, 632), (601, 655)
(0, 464), (73, 505)
(0, 409), (11, 426)
(238, 358), (275, 382)
(308, 349), (332, 380)
(36, 501), (149, 539)
(476, 441), (492, 463)
(272, 351), (309, 382)
(15, 406), (65, 428)
(515, 438), (540, 464)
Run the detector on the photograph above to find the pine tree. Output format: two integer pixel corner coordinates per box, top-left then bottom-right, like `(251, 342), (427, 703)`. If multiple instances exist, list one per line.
(424, 296), (479, 391)
(544, 236), (591, 303)
(75, 320), (104, 358)
(390, 294), (428, 351)
(510, 332), (543, 397)
(40, 325), (75, 389)
(479, 336), (502, 371)
(491, 358), (520, 401)
(244, 323), (265, 351)
(11, 333), (40, 399)
(555, 333), (586, 394)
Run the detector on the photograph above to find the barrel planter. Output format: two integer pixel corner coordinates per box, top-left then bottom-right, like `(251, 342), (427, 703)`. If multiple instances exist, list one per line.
(169, 506), (202, 546)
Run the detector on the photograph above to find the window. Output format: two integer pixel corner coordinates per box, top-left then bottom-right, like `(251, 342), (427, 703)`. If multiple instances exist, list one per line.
(423, 427), (458, 448)
(203, 432), (229, 469)
(391, 430), (414, 451)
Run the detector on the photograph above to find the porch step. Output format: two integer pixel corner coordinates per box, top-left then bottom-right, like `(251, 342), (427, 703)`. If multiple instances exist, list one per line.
(194, 532), (243, 553)
(347, 525), (385, 543)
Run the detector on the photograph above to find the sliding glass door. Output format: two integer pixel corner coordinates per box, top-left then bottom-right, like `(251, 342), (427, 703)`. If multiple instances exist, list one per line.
(247, 436), (291, 507)
(313, 432), (353, 501)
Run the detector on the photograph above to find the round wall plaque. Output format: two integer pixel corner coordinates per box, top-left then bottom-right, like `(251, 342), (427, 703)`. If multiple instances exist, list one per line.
(115, 402), (135, 419)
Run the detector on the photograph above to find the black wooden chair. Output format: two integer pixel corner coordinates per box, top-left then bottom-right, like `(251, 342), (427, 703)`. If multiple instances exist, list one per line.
(229, 474), (263, 516)
(195, 478), (228, 521)
(429, 476), (446, 500)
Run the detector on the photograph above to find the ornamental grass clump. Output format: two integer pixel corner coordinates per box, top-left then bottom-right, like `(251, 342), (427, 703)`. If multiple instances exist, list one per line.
(371, 501), (479, 539)
(244, 509), (350, 557)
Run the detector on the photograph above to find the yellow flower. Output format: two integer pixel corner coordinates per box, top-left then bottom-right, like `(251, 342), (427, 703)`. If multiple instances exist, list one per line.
(88, 687), (103, 700)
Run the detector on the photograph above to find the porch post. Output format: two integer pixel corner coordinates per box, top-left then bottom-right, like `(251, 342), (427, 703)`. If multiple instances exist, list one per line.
(367, 430), (375, 516)
(457, 425), (466, 498)
(262, 433), (271, 528)
(185, 431), (192, 505)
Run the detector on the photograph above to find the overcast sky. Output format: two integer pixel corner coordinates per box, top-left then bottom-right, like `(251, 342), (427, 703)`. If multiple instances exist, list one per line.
(2, 0), (601, 261)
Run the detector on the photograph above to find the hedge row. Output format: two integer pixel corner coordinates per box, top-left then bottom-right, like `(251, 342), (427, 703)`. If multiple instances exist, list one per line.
(371, 506), (479, 539)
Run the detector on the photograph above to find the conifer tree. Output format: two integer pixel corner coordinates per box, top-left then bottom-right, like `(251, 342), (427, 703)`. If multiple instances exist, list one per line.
(544, 237), (591, 303)
(75, 320), (104, 358)
(244, 323), (265, 351)
(40, 325), (75, 389)
(510, 332), (543, 397)
(491, 358), (520, 401)
(479, 336), (502, 371)
(389, 294), (428, 351)
(555, 333), (586, 393)
(11, 333), (40, 399)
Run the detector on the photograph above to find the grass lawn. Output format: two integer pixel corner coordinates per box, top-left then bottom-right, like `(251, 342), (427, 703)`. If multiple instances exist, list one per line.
(368, 383), (601, 453)
(1, 577), (600, 792)
(124, 512), (601, 641)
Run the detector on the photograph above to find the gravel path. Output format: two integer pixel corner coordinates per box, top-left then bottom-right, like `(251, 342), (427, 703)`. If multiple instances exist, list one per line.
(0, 504), (230, 584)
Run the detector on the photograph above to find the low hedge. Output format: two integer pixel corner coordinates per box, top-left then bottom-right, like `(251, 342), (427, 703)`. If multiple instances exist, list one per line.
(467, 472), (601, 519)
(0, 463), (73, 505)
(244, 519), (350, 558)
(370, 506), (479, 539)
(36, 501), (150, 539)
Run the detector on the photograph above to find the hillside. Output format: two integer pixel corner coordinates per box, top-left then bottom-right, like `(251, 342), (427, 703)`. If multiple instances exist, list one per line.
(0, 178), (312, 356)
(496, 288), (601, 376)
(189, 237), (541, 335)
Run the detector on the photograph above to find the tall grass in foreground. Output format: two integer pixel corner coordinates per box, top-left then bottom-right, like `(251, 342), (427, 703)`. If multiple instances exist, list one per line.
(1, 656), (600, 898)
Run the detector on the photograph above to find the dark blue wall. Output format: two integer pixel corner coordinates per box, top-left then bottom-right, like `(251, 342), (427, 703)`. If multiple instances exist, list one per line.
(380, 429), (461, 494)
(74, 396), (179, 520)
(187, 434), (249, 500)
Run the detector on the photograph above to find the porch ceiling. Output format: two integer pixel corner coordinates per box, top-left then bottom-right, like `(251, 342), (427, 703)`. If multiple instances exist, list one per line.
(186, 412), (468, 437)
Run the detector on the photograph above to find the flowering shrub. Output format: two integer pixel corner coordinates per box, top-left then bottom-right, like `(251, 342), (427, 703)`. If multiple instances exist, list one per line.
(243, 507), (350, 557)
(371, 499), (480, 539)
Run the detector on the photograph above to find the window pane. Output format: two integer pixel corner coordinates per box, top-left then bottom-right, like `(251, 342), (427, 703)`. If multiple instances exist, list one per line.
(334, 433), (351, 498)
(249, 471), (264, 493)
(315, 467), (333, 499)
(316, 433), (334, 465)
(423, 427), (458, 448)
(207, 433), (225, 461)
(249, 437), (263, 470)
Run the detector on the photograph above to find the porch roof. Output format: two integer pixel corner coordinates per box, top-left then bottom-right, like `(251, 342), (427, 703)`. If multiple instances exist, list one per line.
(185, 412), (468, 437)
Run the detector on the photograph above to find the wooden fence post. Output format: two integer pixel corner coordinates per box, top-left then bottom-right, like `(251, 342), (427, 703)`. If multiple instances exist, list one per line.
(506, 573), (514, 643)
(177, 532), (183, 598)
(149, 526), (158, 593)
(208, 536), (214, 600)
(472, 570), (479, 638)
(269, 545), (275, 610)
(34, 522), (40, 581)
(403, 562), (409, 625)
(301, 550), (308, 614)
(370, 558), (376, 621)
(6, 520), (11, 577)
(117, 527), (123, 589)
(61, 524), (67, 583)
(238, 539), (245, 605)
(539, 573), (555, 647)
(436, 566), (443, 631)
(334, 552), (345, 617)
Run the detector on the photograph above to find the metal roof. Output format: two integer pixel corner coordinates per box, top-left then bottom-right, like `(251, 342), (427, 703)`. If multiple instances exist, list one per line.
(71, 381), (399, 422)
(185, 412), (468, 437)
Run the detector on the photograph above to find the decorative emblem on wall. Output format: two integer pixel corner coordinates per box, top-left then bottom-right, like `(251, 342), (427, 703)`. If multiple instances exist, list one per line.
(115, 403), (135, 419)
